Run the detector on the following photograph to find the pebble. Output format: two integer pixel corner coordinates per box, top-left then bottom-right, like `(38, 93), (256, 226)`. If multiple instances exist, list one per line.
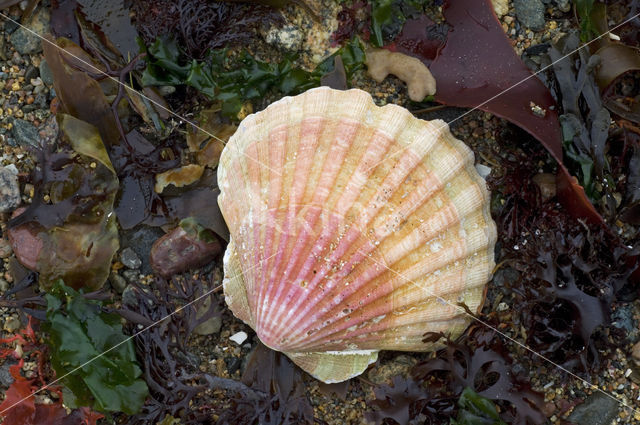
(513, 0), (546, 31)
(3, 315), (21, 333)
(0, 362), (13, 387)
(120, 247), (142, 269)
(38, 59), (53, 86)
(9, 8), (49, 55)
(555, 0), (571, 12)
(265, 24), (304, 52)
(567, 392), (620, 425)
(0, 238), (12, 258)
(122, 269), (139, 283)
(108, 272), (127, 294)
(229, 331), (248, 345)
(0, 165), (20, 212)
(11, 118), (39, 147)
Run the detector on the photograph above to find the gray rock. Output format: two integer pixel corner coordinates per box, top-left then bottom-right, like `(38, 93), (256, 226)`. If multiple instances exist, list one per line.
(555, 0), (571, 12)
(611, 304), (639, 342)
(39, 59), (54, 86)
(0, 362), (14, 387)
(122, 269), (139, 283)
(120, 247), (142, 269)
(265, 24), (304, 52)
(121, 284), (138, 308)
(10, 8), (49, 55)
(0, 166), (20, 213)
(567, 392), (619, 425)
(514, 0), (545, 31)
(120, 225), (165, 275)
(11, 119), (39, 148)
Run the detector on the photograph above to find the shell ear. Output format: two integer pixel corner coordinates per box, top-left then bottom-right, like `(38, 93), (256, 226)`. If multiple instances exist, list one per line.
(286, 350), (379, 384)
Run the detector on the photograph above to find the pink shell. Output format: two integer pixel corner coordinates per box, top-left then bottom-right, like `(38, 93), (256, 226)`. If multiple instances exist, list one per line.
(217, 87), (497, 382)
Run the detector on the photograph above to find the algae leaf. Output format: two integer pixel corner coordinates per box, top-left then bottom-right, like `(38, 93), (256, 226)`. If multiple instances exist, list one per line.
(451, 388), (508, 425)
(388, 0), (603, 225)
(8, 114), (119, 292)
(43, 280), (148, 415)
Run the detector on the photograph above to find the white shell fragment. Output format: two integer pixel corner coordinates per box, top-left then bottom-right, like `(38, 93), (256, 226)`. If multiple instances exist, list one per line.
(229, 331), (248, 345)
(217, 87), (497, 383)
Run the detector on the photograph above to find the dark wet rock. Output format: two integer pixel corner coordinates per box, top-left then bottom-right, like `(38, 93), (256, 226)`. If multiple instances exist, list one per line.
(9, 8), (49, 55)
(0, 166), (20, 213)
(39, 59), (54, 86)
(225, 356), (242, 375)
(0, 362), (14, 387)
(119, 225), (165, 275)
(11, 119), (39, 148)
(3, 19), (19, 34)
(150, 226), (222, 277)
(611, 304), (639, 342)
(567, 392), (619, 425)
(120, 247), (141, 269)
(514, 0), (545, 31)
(24, 65), (39, 81)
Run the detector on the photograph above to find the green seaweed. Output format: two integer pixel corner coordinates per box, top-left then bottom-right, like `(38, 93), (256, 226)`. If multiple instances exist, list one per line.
(43, 281), (148, 415)
(140, 37), (366, 118)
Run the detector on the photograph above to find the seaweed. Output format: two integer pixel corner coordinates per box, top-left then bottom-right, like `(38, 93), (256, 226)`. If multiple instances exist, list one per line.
(140, 36), (366, 118)
(117, 274), (222, 424)
(217, 343), (314, 425)
(489, 133), (638, 369)
(366, 331), (544, 425)
(130, 0), (283, 59)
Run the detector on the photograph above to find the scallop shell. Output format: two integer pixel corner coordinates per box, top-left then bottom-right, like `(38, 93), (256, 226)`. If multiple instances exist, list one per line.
(217, 87), (497, 383)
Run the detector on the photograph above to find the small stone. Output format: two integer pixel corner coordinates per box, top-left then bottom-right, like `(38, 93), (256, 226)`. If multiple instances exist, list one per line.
(150, 225), (222, 277)
(491, 0), (509, 18)
(9, 8), (49, 55)
(567, 392), (619, 425)
(555, 0), (571, 12)
(0, 166), (20, 212)
(4, 316), (21, 333)
(109, 272), (127, 294)
(532, 173), (556, 201)
(120, 247), (142, 269)
(0, 238), (13, 258)
(122, 269), (139, 283)
(194, 313), (222, 336)
(225, 356), (242, 375)
(0, 362), (13, 387)
(24, 65), (38, 81)
(0, 278), (9, 292)
(11, 118), (39, 148)
(38, 59), (54, 86)
(229, 331), (248, 345)
(513, 0), (546, 31)
(265, 25), (304, 52)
